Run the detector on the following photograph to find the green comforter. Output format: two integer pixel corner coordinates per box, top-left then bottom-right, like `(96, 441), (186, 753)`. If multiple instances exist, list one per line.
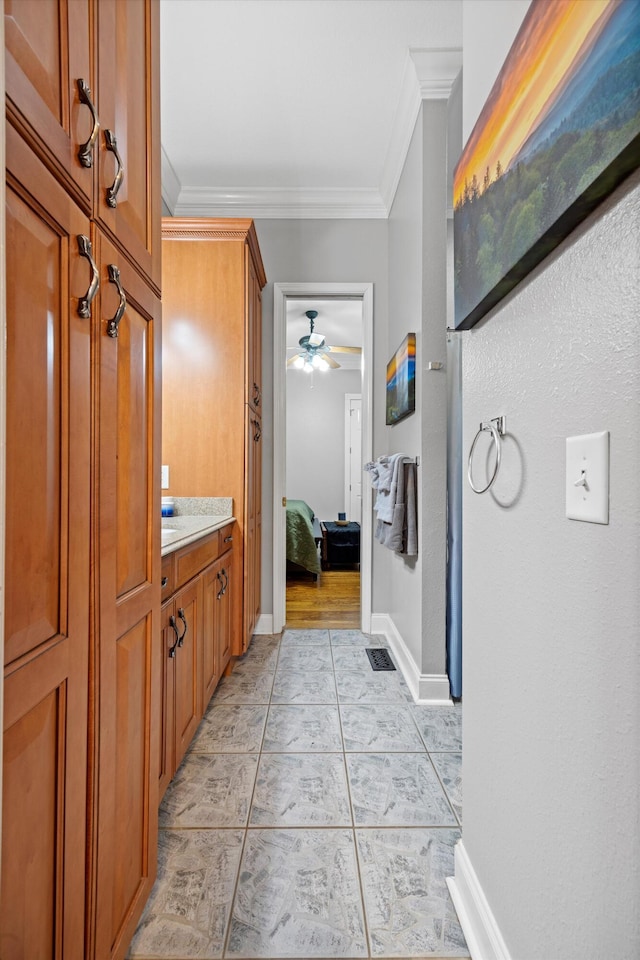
(286, 499), (321, 574)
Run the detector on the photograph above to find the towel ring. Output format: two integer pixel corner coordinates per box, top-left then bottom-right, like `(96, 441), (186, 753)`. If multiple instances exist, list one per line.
(468, 417), (506, 494)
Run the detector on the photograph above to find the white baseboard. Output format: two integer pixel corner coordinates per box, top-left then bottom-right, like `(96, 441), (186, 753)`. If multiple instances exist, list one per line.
(447, 840), (512, 960)
(254, 614), (274, 636)
(369, 613), (452, 704)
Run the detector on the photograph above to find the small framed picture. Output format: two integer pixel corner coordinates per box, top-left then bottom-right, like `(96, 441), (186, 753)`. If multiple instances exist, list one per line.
(386, 333), (416, 425)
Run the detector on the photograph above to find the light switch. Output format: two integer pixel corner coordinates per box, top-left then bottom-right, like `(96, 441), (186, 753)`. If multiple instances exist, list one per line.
(161, 464), (169, 489)
(565, 431), (609, 524)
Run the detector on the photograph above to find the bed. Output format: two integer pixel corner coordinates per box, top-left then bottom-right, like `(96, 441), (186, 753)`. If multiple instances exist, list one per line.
(286, 499), (322, 577)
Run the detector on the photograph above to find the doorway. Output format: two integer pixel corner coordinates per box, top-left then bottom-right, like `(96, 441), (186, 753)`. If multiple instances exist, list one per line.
(272, 282), (373, 635)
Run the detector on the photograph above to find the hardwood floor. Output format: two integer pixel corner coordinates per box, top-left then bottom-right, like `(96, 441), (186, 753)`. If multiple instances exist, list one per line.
(286, 568), (360, 629)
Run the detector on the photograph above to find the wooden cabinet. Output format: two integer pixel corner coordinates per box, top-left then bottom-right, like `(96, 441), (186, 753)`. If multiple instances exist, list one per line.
(158, 523), (235, 801)
(161, 219), (266, 657)
(2, 4), (161, 959)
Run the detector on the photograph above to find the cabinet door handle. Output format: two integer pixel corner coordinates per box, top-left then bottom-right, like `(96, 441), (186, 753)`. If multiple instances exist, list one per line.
(106, 265), (127, 338)
(216, 571), (224, 600)
(77, 79), (99, 168)
(253, 382), (261, 406)
(221, 569), (229, 595)
(77, 235), (99, 319)
(161, 576), (168, 588)
(168, 615), (180, 658)
(104, 129), (125, 208)
(177, 607), (188, 647)
(224, 535), (233, 543)
(253, 419), (262, 442)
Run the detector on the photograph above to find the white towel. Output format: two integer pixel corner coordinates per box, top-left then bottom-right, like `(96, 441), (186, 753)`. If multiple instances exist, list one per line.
(370, 453), (406, 524)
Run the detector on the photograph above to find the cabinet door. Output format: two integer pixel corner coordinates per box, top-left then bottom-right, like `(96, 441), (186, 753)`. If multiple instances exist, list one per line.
(247, 251), (263, 412)
(1, 126), (91, 960)
(95, 0), (161, 289)
(5, 0), (94, 208)
(218, 548), (233, 672)
(93, 233), (161, 960)
(158, 600), (176, 801)
(242, 411), (262, 654)
(202, 560), (223, 709)
(173, 578), (202, 770)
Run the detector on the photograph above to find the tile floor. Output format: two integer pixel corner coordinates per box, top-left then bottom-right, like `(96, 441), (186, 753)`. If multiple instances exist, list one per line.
(127, 629), (466, 959)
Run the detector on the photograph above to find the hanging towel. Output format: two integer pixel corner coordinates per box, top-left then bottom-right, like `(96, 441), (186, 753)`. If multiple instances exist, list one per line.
(367, 453), (405, 523)
(374, 459), (418, 556)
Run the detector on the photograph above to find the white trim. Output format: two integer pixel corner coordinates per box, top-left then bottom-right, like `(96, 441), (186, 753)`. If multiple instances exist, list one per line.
(370, 613), (452, 704)
(447, 841), (513, 960)
(173, 186), (387, 220)
(161, 144), (182, 215)
(273, 282), (374, 636)
(254, 614), (274, 636)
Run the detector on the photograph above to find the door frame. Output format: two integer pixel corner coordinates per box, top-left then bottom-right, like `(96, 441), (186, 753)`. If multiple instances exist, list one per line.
(344, 393), (362, 523)
(272, 282), (373, 634)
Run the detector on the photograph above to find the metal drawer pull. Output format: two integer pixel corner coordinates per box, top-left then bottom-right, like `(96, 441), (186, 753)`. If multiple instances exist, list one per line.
(104, 129), (125, 207)
(77, 235), (99, 319)
(168, 615), (180, 658)
(224, 535), (233, 543)
(161, 576), (169, 588)
(106, 265), (127, 338)
(177, 607), (187, 647)
(77, 79), (99, 168)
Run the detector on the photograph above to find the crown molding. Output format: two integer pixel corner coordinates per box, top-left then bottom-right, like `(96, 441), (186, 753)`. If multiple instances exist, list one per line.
(163, 46), (461, 220)
(172, 186), (388, 219)
(379, 47), (462, 214)
(161, 145), (181, 215)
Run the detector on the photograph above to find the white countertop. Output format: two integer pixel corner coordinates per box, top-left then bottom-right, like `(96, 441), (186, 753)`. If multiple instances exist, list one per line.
(161, 514), (234, 556)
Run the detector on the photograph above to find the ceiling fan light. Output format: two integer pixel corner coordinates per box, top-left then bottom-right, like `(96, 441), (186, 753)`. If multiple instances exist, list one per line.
(316, 355), (329, 370)
(303, 358), (314, 372)
(293, 355), (304, 369)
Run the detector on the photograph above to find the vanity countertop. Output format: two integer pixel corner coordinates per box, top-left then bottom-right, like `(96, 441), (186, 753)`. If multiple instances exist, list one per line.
(161, 514), (234, 556)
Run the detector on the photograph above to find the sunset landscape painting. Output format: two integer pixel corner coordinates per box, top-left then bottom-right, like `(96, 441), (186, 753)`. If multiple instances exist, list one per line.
(453, 0), (640, 329)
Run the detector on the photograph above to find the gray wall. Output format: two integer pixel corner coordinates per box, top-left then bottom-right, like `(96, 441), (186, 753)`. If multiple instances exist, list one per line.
(254, 219), (389, 614)
(286, 367), (361, 521)
(461, 3), (640, 956)
(386, 100), (450, 676)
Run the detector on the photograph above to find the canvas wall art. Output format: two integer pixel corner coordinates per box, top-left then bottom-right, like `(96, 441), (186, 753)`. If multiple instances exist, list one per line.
(386, 333), (416, 425)
(453, 0), (640, 330)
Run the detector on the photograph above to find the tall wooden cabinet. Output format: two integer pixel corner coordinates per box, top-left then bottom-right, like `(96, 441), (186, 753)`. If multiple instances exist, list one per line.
(2, 3), (161, 959)
(161, 218), (266, 656)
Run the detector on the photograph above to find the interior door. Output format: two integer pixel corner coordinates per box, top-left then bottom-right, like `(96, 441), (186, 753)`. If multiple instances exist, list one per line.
(347, 395), (362, 523)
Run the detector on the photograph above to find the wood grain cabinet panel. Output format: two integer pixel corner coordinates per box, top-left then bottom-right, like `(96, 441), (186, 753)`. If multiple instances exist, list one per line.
(2, 127), (91, 959)
(162, 219), (266, 656)
(95, 0), (161, 290)
(4, 0), (93, 209)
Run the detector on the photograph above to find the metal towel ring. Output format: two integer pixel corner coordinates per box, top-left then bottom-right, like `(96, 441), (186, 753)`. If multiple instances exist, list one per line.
(468, 416), (506, 494)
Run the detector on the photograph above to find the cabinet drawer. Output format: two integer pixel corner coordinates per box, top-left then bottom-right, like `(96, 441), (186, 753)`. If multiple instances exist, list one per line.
(161, 554), (175, 602)
(175, 530), (220, 589)
(219, 523), (235, 549)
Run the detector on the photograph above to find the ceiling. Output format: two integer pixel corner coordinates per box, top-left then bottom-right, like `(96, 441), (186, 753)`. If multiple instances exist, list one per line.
(160, 0), (462, 219)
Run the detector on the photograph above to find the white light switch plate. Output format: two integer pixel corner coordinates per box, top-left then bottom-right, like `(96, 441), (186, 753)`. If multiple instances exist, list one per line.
(565, 431), (609, 524)
(161, 465), (169, 489)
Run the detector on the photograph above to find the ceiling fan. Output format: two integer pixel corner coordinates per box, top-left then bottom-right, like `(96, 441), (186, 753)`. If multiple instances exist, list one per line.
(287, 310), (362, 371)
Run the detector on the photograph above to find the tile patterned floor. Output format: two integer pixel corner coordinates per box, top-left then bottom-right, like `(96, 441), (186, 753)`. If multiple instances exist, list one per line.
(128, 629), (467, 959)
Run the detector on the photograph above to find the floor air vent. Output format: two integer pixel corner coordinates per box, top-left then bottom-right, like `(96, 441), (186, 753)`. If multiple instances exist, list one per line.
(365, 647), (396, 671)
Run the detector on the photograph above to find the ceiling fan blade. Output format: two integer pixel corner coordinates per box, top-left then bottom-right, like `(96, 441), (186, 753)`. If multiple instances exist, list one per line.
(324, 354), (341, 369)
(287, 353), (303, 366)
(328, 345), (362, 354)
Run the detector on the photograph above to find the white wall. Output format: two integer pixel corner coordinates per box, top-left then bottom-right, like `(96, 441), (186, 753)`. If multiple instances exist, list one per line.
(254, 219), (389, 614)
(459, 3), (640, 956)
(286, 367), (361, 521)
